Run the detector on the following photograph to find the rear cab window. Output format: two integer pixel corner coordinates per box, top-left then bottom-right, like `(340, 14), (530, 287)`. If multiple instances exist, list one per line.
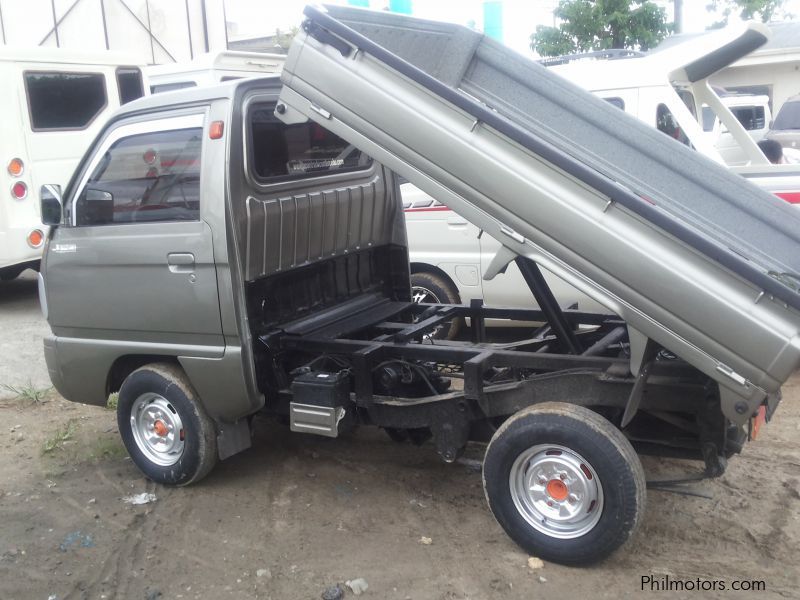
(73, 115), (203, 226)
(248, 103), (372, 183)
(25, 71), (107, 130)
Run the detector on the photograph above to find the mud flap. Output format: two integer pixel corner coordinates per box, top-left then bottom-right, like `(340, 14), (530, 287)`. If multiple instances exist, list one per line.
(216, 419), (251, 461)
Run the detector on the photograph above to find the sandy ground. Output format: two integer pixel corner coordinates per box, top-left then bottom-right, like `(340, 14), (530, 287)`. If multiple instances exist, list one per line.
(1, 271), (799, 600)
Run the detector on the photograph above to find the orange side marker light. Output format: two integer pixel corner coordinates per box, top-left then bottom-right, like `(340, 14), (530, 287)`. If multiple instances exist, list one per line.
(209, 121), (224, 140)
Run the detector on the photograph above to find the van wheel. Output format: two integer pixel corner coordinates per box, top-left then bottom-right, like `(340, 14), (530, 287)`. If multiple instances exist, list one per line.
(118, 363), (217, 486)
(482, 402), (645, 565)
(410, 272), (462, 340)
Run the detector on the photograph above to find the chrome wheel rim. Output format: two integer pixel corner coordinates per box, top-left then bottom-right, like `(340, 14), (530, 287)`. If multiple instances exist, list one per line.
(130, 393), (185, 467)
(412, 284), (449, 339)
(509, 444), (603, 539)
(411, 285), (441, 304)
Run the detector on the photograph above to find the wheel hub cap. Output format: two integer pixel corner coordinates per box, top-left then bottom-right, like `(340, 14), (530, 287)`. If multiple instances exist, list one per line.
(545, 479), (568, 501)
(153, 419), (168, 437)
(509, 444), (604, 539)
(130, 393), (185, 467)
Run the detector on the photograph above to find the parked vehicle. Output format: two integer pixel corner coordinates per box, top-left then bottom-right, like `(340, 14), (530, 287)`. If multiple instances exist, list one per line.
(39, 8), (800, 566)
(712, 93), (772, 165)
(403, 182), (604, 337)
(766, 93), (800, 151)
(0, 48), (144, 280)
(147, 50), (285, 93)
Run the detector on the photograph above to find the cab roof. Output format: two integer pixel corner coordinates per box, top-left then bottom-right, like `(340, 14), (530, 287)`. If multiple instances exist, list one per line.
(113, 75), (282, 118)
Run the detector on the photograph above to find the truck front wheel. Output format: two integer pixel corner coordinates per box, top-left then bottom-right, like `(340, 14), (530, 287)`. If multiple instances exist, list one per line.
(482, 402), (645, 565)
(117, 363), (218, 486)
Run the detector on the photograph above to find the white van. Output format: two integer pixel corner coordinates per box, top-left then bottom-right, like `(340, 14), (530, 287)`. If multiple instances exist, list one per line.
(710, 93), (772, 165)
(147, 51), (285, 94)
(0, 48), (144, 280)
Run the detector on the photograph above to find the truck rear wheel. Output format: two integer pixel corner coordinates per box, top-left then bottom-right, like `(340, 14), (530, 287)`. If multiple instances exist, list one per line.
(482, 402), (645, 565)
(118, 363), (217, 486)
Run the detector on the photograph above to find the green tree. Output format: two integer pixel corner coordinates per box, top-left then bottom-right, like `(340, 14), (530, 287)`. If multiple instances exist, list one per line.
(707, 0), (787, 25)
(531, 0), (670, 57)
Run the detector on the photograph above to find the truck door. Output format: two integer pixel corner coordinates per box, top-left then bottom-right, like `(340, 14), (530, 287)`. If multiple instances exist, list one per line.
(44, 113), (223, 349)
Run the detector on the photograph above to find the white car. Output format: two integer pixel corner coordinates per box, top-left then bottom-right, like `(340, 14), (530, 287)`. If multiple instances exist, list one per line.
(403, 183), (605, 338)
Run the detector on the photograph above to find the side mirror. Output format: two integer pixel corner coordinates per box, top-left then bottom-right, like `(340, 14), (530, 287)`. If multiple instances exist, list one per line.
(40, 184), (63, 226)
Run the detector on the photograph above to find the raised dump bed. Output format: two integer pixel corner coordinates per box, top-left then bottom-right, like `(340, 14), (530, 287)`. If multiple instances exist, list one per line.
(277, 5), (800, 424)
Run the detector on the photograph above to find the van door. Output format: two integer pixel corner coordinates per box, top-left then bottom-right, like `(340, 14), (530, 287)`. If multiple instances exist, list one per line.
(44, 113), (223, 349)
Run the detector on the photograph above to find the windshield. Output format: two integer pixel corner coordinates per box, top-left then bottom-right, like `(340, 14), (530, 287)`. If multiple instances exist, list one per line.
(773, 100), (800, 131)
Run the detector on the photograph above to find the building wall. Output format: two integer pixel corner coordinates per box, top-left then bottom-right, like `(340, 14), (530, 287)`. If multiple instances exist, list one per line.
(712, 61), (800, 114)
(0, 0), (228, 64)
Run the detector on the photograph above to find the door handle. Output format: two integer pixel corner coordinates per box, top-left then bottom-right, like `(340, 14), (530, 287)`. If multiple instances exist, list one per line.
(447, 216), (468, 227)
(167, 252), (195, 273)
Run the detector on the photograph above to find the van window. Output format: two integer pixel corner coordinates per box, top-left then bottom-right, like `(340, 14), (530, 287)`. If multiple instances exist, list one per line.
(676, 90), (697, 119)
(603, 97), (625, 110)
(75, 128), (202, 226)
(773, 101), (800, 131)
(117, 68), (144, 104)
(150, 81), (197, 94)
(701, 106), (717, 132)
(730, 106), (766, 131)
(656, 104), (690, 146)
(25, 72), (107, 130)
(249, 104), (372, 182)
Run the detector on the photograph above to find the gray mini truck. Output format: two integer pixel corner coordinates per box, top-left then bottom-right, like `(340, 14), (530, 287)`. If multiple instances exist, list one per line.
(38, 6), (800, 566)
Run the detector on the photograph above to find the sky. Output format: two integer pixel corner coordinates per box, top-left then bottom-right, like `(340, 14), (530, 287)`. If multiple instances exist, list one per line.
(224, 0), (800, 55)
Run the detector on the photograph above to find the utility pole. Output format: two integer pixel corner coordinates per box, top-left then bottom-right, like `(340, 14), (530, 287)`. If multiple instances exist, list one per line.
(673, 0), (683, 33)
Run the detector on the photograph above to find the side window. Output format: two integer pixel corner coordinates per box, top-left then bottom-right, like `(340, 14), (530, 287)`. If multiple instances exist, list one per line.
(249, 104), (372, 182)
(603, 97), (625, 110)
(75, 127), (202, 226)
(773, 100), (800, 130)
(117, 68), (145, 104)
(701, 105), (717, 132)
(25, 71), (107, 130)
(676, 90), (697, 119)
(656, 104), (690, 146)
(731, 106), (765, 131)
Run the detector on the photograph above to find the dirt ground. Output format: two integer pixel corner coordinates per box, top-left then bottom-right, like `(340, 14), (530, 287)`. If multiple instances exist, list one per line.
(1, 272), (799, 600)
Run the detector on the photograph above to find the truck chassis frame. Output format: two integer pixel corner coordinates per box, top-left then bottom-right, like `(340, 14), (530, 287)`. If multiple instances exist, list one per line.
(261, 258), (735, 474)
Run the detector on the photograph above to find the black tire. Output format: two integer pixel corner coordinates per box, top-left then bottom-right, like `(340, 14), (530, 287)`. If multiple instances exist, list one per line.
(482, 402), (645, 565)
(410, 272), (463, 340)
(117, 363), (218, 486)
